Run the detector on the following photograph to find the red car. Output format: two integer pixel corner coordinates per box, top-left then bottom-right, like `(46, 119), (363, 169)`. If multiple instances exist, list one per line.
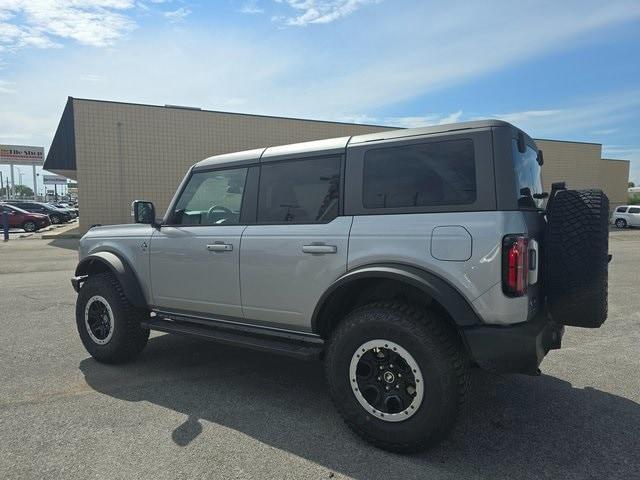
(1, 203), (51, 232)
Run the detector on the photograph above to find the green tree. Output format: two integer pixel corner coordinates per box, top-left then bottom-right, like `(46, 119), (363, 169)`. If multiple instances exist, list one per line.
(14, 185), (34, 198)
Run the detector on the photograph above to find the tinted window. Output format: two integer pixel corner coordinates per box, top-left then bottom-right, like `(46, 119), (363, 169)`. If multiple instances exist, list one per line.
(258, 156), (341, 224)
(628, 207), (640, 214)
(363, 139), (476, 209)
(173, 168), (247, 225)
(617, 206), (628, 213)
(512, 141), (543, 209)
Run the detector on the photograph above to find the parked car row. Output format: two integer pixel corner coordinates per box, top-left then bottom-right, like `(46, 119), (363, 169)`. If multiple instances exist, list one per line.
(0, 200), (79, 232)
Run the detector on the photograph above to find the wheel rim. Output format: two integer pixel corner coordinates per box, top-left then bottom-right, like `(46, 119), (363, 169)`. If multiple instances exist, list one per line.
(84, 295), (114, 345)
(616, 219), (625, 228)
(23, 222), (35, 232)
(349, 339), (424, 422)
(51, 216), (60, 224)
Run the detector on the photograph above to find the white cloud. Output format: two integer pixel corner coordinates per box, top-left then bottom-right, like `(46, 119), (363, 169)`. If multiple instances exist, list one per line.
(274, 0), (379, 26)
(339, 110), (463, 128)
(240, 1), (264, 14)
(592, 128), (618, 135)
(0, 0), (136, 52)
(163, 6), (191, 23)
(479, 92), (640, 138)
(0, 79), (15, 93)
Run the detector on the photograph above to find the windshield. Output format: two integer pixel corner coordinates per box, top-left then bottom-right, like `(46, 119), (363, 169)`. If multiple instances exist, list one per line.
(512, 140), (543, 209)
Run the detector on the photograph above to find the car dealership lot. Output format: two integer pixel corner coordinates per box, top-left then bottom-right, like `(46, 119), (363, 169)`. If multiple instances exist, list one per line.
(1, 232), (638, 480)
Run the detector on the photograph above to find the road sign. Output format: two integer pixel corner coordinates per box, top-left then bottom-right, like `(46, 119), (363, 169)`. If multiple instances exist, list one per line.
(43, 174), (67, 185)
(0, 145), (44, 165)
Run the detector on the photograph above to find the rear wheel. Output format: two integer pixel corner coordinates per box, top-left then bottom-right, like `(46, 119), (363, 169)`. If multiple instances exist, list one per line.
(615, 218), (626, 228)
(76, 272), (149, 363)
(22, 221), (37, 232)
(50, 214), (61, 224)
(325, 302), (469, 453)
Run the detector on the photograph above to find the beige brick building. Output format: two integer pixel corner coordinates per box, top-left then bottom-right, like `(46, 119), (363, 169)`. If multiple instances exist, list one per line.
(44, 98), (630, 232)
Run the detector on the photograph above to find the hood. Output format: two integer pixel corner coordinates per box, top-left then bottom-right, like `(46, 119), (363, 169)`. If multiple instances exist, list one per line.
(81, 223), (155, 240)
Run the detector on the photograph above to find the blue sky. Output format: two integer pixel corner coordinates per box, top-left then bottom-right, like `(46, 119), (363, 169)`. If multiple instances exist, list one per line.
(1, 0), (639, 194)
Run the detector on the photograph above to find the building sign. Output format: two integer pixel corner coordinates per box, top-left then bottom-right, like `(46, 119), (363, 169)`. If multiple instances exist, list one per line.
(0, 145), (44, 165)
(43, 174), (67, 185)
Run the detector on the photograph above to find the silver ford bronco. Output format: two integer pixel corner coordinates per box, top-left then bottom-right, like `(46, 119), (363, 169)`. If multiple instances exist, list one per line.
(72, 120), (610, 452)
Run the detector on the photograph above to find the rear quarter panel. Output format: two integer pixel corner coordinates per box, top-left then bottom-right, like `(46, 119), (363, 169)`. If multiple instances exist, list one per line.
(348, 211), (530, 325)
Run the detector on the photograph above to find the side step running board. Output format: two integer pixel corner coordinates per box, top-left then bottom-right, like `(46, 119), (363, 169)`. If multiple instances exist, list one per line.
(141, 317), (324, 361)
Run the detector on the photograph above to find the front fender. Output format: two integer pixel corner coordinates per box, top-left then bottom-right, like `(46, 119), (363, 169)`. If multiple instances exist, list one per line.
(74, 251), (147, 308)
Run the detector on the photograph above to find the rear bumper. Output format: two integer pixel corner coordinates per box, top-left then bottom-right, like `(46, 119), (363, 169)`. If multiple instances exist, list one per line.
(461, 314), (563, 375)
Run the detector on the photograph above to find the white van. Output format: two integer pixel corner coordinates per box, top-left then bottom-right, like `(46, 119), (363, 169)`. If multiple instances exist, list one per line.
(611, 205), (640, 228)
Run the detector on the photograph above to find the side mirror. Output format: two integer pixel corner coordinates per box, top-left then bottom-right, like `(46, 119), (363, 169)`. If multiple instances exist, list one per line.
(131, 200), (156, 225)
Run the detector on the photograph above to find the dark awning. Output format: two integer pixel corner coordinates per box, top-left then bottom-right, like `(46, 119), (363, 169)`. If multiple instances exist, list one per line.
(43, 97), (77, 178)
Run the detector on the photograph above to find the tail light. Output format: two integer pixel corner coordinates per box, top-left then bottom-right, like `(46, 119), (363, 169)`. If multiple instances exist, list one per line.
(502, 235), (529, 297)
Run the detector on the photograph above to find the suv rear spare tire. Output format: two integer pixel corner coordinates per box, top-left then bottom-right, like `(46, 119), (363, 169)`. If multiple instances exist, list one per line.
(545, 189), (609, 328)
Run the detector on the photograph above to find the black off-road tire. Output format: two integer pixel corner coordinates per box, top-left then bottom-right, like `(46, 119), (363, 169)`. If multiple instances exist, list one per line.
(546, 189), (609, 328)
(76, 272), (149, 363)
(325, 302), (469, 453)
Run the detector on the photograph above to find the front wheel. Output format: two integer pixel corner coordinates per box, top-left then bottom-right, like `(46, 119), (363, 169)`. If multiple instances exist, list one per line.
(75, 272), (149, 363)
(615, 218), (627, 228)
(50, 214), (61, 224)
(325, 302), (469, 453)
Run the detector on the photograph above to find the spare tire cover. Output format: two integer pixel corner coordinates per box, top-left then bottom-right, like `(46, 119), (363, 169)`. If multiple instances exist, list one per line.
(545, 189), (609, 328)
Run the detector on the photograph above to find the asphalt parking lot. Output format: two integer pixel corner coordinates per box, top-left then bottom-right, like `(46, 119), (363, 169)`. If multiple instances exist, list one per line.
(1, 230), (638, 480)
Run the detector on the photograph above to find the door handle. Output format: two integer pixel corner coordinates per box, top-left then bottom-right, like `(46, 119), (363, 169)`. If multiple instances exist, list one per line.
(302, 244), (337, 254)
(206, 243), (233, 252)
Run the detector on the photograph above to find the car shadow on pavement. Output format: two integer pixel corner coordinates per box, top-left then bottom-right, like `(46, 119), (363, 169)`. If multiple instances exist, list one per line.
(47, 238), (80, 250)
(79, 334), (639, 480)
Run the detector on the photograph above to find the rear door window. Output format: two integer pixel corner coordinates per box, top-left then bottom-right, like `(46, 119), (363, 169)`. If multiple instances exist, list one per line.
(512, 140), (543, 209)
(628, 207), (640, 214)
(363, 139), (476, 209)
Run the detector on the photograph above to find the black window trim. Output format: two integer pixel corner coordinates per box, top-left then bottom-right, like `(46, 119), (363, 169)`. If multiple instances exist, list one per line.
(162, 164), (253, 228)
(254, 153), (344, 226)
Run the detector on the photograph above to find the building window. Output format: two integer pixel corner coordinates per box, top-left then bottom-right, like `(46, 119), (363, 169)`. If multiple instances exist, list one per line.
(257, 156), (341, 224)
(363, 139), (476, 209)
(172, 168), (248, 225)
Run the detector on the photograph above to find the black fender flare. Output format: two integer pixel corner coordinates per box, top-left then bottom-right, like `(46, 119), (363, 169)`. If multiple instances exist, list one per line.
(311, 263), (482, 335)
(74, 251), (148, 308)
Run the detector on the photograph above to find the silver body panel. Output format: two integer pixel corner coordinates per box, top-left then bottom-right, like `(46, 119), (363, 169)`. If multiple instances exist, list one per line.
(149, 225), (245, 318)
(239, 216), (352, 331)
(348, 211), (528, 325)
(79, 224), (155, 304)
